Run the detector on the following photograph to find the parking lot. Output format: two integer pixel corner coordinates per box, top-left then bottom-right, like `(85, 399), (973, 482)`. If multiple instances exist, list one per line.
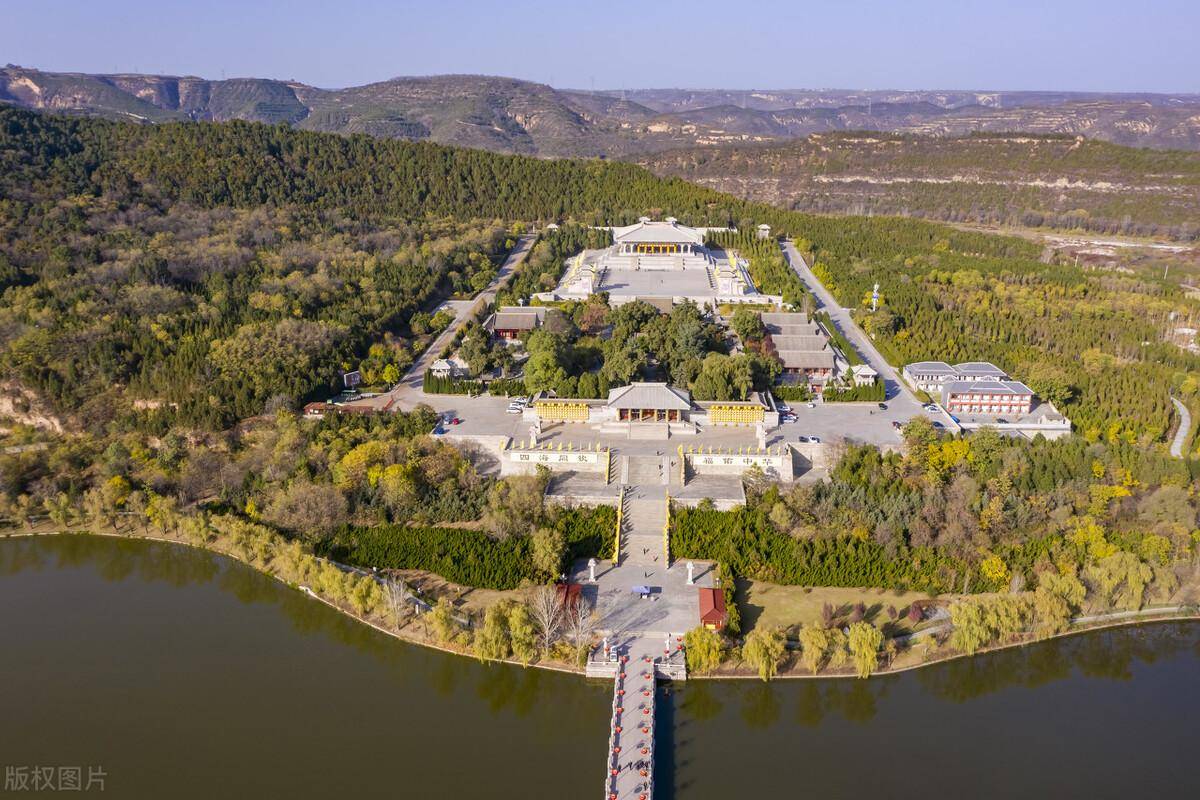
(770, 393), (955, 450)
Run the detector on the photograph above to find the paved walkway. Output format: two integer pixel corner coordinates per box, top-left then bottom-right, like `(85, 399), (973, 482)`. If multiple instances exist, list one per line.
(623, 493), (666, 568)
(603, 637), (660, 800)
(587, 468), (703, 800)
(1171, 397), (1191, 457)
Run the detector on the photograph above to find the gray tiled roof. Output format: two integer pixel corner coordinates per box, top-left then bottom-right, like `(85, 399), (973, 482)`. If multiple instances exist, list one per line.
(904, 361), (955, 374)
(611, 220), (705, 245)
(943, 380), (1033, 396)
(777, 350), (836, 370)
(952, 361), (1009, 378)
(760, 312), (813, 326)
(492, 312), (541, 330)
(769, 335), (829, 352)
(606, 382), (693, 410)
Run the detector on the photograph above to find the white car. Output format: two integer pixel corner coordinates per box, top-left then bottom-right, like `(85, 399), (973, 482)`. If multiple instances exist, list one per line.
(506, 402), (525, 414)
(925, 404), (939, 413)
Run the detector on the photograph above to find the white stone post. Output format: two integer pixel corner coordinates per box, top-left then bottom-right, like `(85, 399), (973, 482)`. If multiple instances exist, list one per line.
(588, 557), (597, 583)
(686, 561), (695, 585)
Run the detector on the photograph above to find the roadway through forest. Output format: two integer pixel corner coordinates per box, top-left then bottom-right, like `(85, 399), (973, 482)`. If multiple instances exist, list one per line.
(780, 240), (921, 410)
(1171, 397), (1191, 458)
(359, 233), (536, 412)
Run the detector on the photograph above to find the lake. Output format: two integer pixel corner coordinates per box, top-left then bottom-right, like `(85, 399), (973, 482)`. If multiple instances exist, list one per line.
(2, 535), (1197, 798)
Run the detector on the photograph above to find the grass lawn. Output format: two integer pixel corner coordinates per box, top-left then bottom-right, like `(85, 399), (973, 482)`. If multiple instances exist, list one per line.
(737, 578), (934, 637)
(391, 568), (532, 616)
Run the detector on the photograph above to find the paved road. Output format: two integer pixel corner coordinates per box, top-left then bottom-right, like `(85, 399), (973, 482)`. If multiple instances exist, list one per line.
(1171, 397), (1191, 457)
(386, 234), (536, 405)
(781, 240), (921, 407)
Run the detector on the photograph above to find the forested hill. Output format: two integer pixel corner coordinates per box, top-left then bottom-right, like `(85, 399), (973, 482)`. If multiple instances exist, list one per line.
(1, 107), (1198, 450)
(0, 107), (1033, 252)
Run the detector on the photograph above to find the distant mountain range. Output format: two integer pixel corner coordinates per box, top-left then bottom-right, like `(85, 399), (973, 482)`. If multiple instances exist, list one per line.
(3, 66), (1200, 153)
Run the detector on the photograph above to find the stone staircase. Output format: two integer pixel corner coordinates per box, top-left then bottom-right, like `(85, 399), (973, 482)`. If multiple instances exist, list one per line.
(622, 488), (668, 567)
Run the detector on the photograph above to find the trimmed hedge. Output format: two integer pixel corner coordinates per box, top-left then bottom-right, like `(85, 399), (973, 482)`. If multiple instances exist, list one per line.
(771, 385), (813, 402)
(423, 372), (485, 395)
(823, 381), (886, 402)
(487, 377), (528, 397)
(673, 506), (995, 594)
(814, 311), (863, 366)
(320, 506), (616, 590)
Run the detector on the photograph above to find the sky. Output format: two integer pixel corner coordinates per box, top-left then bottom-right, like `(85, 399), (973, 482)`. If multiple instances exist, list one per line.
(5, 0), (1198, 93)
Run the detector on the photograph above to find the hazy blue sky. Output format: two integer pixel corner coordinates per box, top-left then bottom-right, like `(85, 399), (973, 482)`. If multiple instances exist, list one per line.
(5, 0), (1197, 92)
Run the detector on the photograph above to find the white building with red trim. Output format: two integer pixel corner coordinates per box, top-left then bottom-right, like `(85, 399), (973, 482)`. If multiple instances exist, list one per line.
(942, 380), (1034, 416)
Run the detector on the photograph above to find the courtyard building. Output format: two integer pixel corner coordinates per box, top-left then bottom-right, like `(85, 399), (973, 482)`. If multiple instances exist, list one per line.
(524, 381), (777, 433)
(942, 380), (1035, 416)
(902, 360), (1009, 394)
(607, 382), (693, 423)
(429, 356), (470, 378)
(850, 364), (879, 386)
(535, 218), (783, 309)
(761, 311), (839, 391)
(483, 306), (546, 341)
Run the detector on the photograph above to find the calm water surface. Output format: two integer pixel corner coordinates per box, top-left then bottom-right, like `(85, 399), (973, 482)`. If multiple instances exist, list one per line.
(2, 535), (1198, 799)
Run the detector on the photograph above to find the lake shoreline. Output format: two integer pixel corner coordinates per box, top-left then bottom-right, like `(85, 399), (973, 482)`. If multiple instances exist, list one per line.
(5, 528), (1197, 683)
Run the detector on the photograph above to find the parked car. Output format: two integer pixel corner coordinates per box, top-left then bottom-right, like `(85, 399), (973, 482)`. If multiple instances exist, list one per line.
(797, 435), (810, 443)
(932, 421), (944, 429)
(810, 436), (821, 443)
(781, 412), (797, 423)
(450, 417), (462, 425)
(776, 403), (791, 414)
(806, 402), (816, 409)
(892, 420), (903, 430)
(924, 404), (938, 413)
(506, 403), (523, 414)
(877, 402), (888, 411)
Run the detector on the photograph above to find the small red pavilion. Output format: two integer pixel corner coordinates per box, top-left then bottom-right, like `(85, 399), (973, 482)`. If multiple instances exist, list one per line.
(698, 588), (727, 630)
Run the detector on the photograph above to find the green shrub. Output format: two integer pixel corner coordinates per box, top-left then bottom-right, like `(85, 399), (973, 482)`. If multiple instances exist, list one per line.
(423, 372), (485, 395)
(823, 381), (886, 402)
(771, 385), (812, 402)
(487, 377), (528, 397)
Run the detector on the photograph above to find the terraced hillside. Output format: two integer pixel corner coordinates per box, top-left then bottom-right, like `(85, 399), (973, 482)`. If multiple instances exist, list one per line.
(637, 133), (1200, 240)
